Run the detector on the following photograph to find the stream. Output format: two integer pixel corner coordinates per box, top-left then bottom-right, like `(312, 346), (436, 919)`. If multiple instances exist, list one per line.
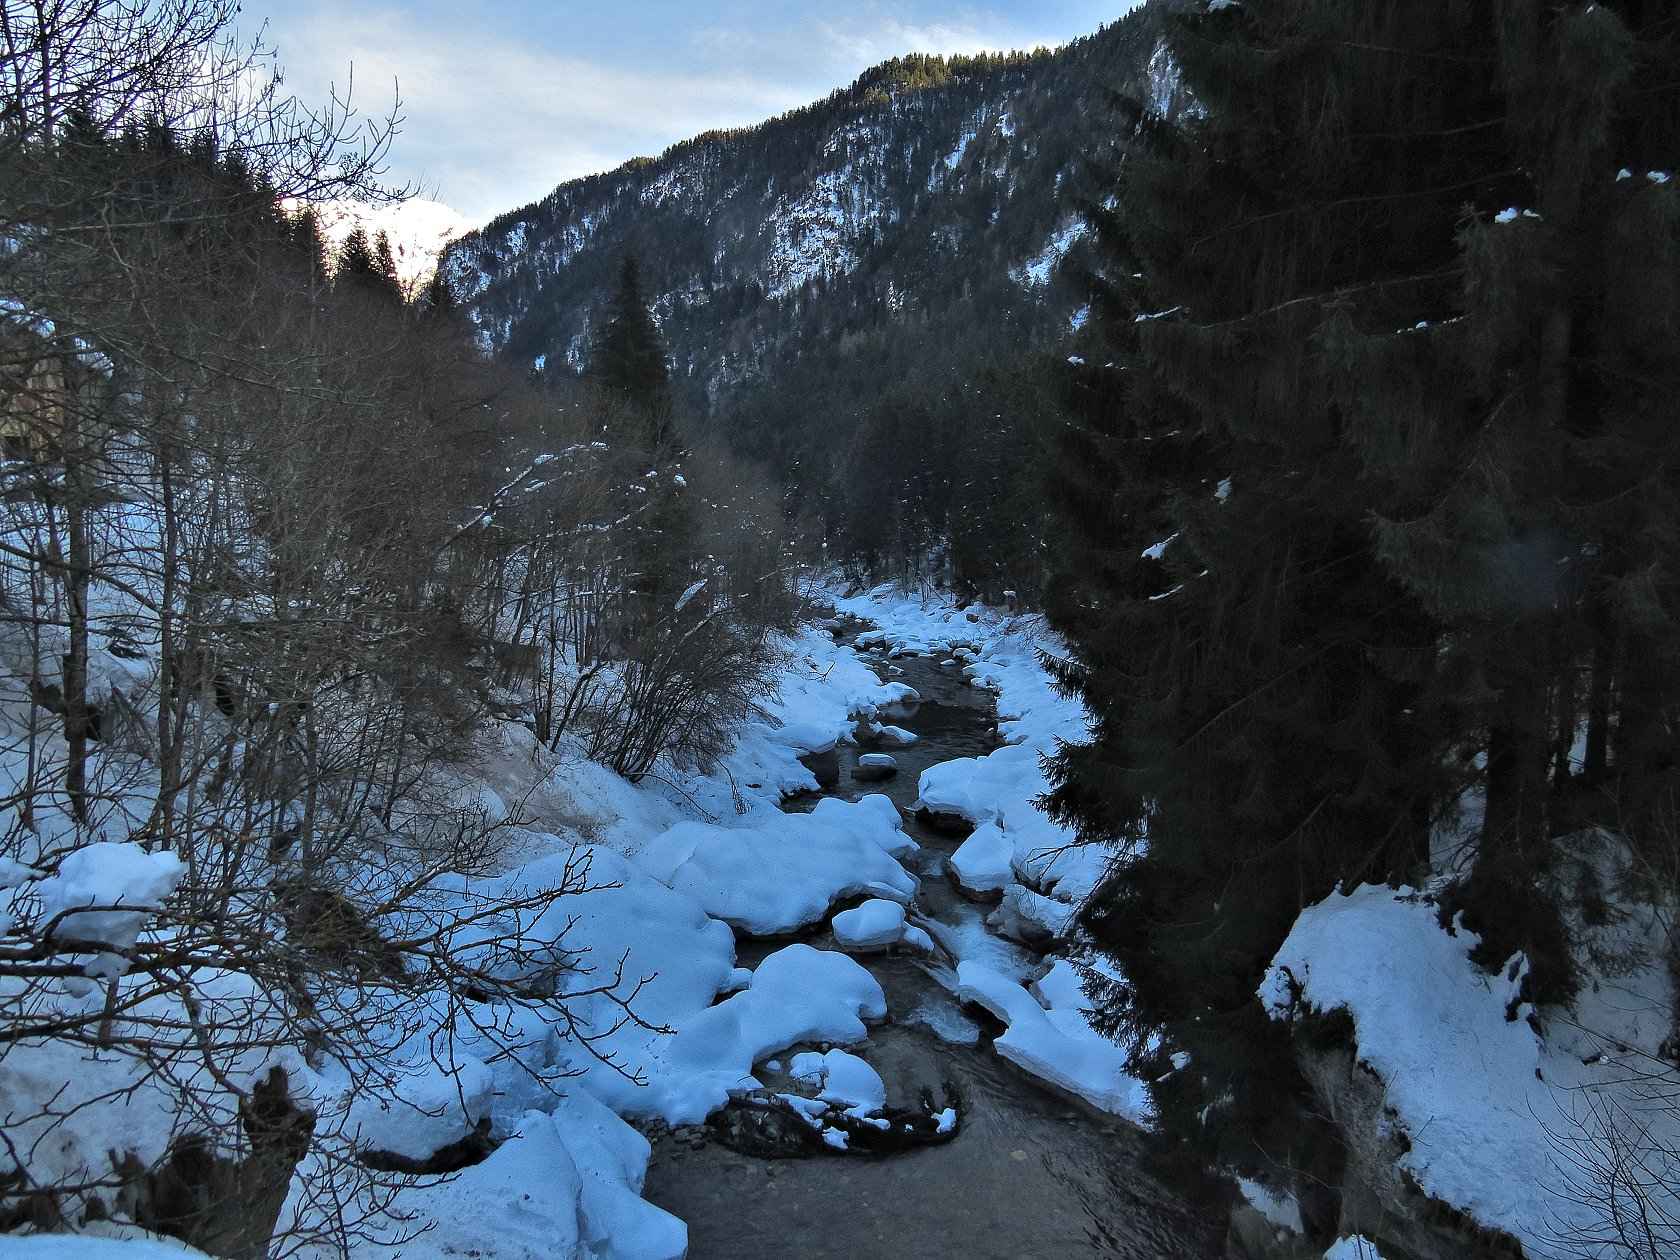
(641, 636), (1224, 1258)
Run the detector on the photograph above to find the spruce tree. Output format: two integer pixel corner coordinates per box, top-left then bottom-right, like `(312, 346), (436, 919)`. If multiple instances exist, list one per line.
(1046, 0), (1528, 1167)
(591, 253), (673, 451)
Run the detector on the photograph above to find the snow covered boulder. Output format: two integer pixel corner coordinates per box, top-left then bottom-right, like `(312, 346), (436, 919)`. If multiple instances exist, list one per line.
(642, 944), (887, 1124)
(873, 725), (919, 748)
(875, 682), (921, 714)
(852, 753), (898, 782)
(635, 800), (916, 935)
(387, 1099), (686, 1260)
(788, 1049), (886, 1116)
(831, 899), (906, 952)
(949, 820), (1012, 898)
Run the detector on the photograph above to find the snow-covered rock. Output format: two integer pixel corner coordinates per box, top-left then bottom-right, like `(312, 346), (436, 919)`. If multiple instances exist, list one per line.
(852, 752), (898, 782)
(949, 820), (1012, 897)
(791, 1049), (886, 1117)
(349, 1055), (495, 1161)
(957, 961), (1148, 1120)
(830, 899), (906, 951)
(641, 944), (886, 1124)
(36, 842), (185, 951)
(1261, 881), (1680, 1256)
(387, 1097), (685, 1260)
(873, 724), (919, 748)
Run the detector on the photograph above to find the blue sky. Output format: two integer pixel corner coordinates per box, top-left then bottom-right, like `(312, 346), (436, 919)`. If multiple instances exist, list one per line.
(236, 2), (1136, 223)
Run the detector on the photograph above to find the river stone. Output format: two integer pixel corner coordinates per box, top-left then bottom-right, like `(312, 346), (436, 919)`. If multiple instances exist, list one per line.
(853, 753), (898, 782)
(874, 725), (919, 748)
(831, 899), (907, 951)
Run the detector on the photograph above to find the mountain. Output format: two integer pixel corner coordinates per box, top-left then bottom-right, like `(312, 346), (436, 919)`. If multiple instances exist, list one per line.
(442, 5), (1179, 410)
(307, 196), (475, 292)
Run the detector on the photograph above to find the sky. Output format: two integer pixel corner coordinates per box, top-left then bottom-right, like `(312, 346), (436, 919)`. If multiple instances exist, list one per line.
(234, 2), (1135, 225)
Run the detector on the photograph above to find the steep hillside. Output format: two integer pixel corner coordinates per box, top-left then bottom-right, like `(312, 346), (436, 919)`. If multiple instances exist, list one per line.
(442, 5), (1178, 416)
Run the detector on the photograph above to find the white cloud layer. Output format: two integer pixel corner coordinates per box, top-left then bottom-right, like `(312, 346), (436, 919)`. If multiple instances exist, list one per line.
(237, 2), (1125, 224)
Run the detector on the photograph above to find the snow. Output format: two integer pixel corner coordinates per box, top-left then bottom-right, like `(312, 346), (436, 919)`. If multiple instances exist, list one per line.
(1236, 1175), (1305, 1234)
(949, 820), (1013, 896)
(382, 1098), (685, 1260)
(1262, 880), (1680, 1256)
(957, 960), (1150, 1120)
(1323, 1239), (1387, 1260)
(808, 1049), (886, 1115)
(831, 898), (907, 951)
(10, 1236), (211, 1259)
(32, 842), (185, 952)
(348, 1054), (495, 1160)
(855, 752), (899, 776)
(673, 578), (707, 611)
(1012, 218), (1088, 288)
(633, 797), (915, 935)
(640, 944), (886, 1124)
(873, 724), (918, 747)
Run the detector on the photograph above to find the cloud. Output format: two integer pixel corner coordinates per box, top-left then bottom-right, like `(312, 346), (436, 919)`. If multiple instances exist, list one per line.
(258, 7), (811, 222)
(240, 1), (1126, 224)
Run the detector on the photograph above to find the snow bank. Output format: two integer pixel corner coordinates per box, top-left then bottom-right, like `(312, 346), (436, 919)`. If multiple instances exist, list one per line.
(11, 1235), (211, 1259)
(957, 960), (1148, 1119)
(634, 797), (915, 935)
(348, 1054), (495, 1160)
(387, 1095), (685, 1260)
(1262, 882), (1680, 1256)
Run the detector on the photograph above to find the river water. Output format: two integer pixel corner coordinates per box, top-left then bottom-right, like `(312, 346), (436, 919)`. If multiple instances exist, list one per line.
(642, 638), (1223, 1259)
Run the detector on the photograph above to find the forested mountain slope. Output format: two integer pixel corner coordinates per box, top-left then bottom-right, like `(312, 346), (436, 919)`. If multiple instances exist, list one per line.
(443, 5), (1182, 590)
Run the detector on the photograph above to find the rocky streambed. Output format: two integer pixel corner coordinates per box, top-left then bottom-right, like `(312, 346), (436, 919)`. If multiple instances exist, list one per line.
(641, 632), (1225, 1259)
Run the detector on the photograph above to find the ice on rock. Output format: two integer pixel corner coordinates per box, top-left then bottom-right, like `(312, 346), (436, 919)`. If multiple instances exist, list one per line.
(950, 820), (1013, 896)
(635, 797), (915, 935)
(831, 898), (907, 951)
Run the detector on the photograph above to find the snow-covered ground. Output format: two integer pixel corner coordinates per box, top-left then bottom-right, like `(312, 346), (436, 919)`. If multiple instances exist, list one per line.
(1263, 868), (1679, 1257)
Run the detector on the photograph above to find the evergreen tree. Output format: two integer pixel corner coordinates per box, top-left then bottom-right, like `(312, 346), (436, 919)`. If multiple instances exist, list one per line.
(1043, 0), (1642, 1166)
(591, 253), (673, 451)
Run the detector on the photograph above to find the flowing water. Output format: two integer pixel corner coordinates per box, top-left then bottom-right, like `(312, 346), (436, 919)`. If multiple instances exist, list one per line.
(642, 639), (1224, 1259)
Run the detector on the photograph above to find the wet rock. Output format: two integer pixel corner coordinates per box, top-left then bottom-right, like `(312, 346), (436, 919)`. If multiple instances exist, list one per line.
(852, 753), (898, 783)
(800, 746), (841, 789)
